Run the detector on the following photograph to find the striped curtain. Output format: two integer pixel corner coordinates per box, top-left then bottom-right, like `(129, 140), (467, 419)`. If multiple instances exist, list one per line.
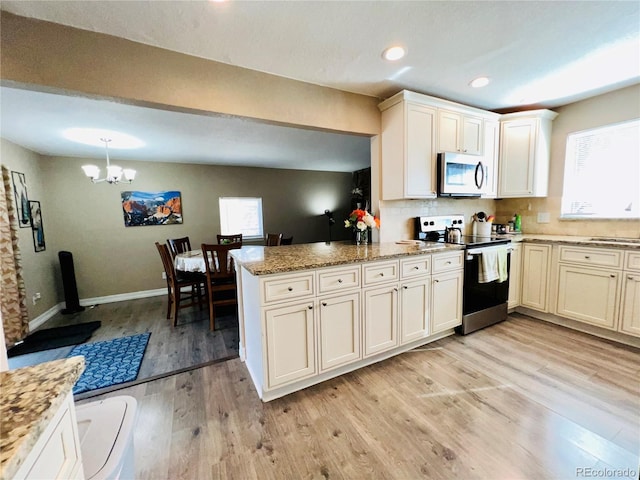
(0, 166), (29, 347)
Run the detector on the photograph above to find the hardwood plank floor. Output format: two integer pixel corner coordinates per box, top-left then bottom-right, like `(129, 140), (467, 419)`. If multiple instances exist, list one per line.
(80, 314), (640, 479)
(9, 296), (239, 387)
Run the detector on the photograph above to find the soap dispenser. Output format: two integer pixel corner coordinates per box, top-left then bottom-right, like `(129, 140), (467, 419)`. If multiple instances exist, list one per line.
(514, 213), (522, 232)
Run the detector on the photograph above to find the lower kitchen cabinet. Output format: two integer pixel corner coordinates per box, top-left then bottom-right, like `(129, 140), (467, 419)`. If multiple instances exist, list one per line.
(318, 292), (361, 371)
(521, 243), (551, 312)
(399, 278), (430, 344)
(556, 264), (620, 330)
(431, 269), (463, 334)
(507, 243), (522, 309)
(363, 284), (399, 357)
(264, 300), (316, 388)
(620, 273), (640, 337)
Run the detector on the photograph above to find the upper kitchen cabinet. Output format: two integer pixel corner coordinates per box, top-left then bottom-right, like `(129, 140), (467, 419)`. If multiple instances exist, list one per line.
(379, 95), (437, 199)
(378, 90), (498, 200)
(498, 109), (558, 198)
(438, 109), (484, 155)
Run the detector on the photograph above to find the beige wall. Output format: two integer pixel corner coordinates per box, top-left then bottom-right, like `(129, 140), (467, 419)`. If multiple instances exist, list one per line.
(379, 85), (640, 241)
(1, 139), (59, 320)
(496, 84), (640, 237)
(0, 12), (380, 136)
(2, 141), (354, 312)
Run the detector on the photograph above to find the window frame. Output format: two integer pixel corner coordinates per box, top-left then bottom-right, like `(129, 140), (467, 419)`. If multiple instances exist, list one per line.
(219, 197), (264, 240)
(560, 118), (639, 220)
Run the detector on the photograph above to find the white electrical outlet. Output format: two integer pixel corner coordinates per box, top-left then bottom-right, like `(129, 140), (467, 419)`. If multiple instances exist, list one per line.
(537, 212), (551, 223)
(162, 272), (167, 280)
(32, 292), (41, 305)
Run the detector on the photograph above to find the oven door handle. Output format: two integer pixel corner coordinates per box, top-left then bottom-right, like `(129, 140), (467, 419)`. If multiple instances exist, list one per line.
(466, 245), (513, 261)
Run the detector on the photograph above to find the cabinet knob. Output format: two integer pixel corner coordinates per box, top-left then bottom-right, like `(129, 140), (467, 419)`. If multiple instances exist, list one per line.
(434, 279), (440, 283)
(308, 305), (313, 310)
(338, 279), (343, 283)
(287, 286), (293, 291)
(321, 302), (327, 307)
(446, 261), (452, 265)
(629, 276), (635, 280)
(413, 266), (419, 270)
(379, 272), (384, 277)
(610, 274), (615, 278)
(403, 285), (408, 290)
(584, 256), (590, 259)
(393, 287), (398, 292)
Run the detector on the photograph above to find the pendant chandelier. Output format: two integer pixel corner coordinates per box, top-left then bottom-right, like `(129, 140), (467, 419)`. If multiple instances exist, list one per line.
(81, 138), (136, 184)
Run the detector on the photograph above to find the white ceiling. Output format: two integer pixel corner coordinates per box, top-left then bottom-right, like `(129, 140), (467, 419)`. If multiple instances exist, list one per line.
(1, 0), (639, 172)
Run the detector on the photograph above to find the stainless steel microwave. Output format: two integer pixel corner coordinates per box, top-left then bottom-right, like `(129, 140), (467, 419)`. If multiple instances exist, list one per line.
(437, 152), (488, 197)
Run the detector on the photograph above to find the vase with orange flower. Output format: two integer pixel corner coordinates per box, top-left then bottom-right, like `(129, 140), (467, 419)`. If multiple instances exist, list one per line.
(344, 209), (380, 245)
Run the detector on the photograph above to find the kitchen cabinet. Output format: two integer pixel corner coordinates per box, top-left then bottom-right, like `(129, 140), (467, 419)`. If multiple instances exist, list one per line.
(521, 243), (551, 312)
(438, 109), (484, 155)
(481, 119), (499, 198)
(380, 99), (437, 199)
(498, 109), (558, 198)
(13, 391), (84, 480)
(363, 283), (399, 356)
(620, 251), (640, 337)
(236, 245), (465, 401)
(264, 300), (316, 388)
(431, 251), (464, 333)
(556, 264), (620, 330)
(318, 291), (361, 371)
(507, 242), (522, 309)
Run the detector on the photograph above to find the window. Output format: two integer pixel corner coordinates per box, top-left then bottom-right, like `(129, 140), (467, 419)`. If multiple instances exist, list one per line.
(219, 197), (264, 239)
(561, 119), (640, 219)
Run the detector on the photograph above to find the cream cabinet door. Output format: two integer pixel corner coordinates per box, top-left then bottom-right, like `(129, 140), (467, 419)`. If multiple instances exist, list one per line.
(318, 292), (361, 371)
(363, 284), (398, 357)
(507, 243), (522, 309)
(405, 103), (437, 198)
(498, 118), (537, 197)
(431, 270), (463, 334)
(521, 244), (551, 312)
(620, 274), (640, 337)
(264, 301), (316, 388)
(400, 278), (430, 344)
(481, 119), (499, 198)
(556, 265), (620, 330)
(438, 110), (483, 155)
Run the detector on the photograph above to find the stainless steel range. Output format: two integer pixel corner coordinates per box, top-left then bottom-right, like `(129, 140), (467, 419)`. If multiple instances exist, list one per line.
(415, 215), (512, 334)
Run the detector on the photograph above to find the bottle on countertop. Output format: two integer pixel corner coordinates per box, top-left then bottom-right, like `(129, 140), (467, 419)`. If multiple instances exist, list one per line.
(513, 213), (522, 232)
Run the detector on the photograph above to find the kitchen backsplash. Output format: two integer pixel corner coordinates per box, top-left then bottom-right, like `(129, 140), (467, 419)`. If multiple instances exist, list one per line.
(378, 197), (640, 243)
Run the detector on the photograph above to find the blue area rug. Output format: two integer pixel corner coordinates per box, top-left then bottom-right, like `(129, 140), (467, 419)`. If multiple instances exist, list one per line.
(67, 333), (150, 394)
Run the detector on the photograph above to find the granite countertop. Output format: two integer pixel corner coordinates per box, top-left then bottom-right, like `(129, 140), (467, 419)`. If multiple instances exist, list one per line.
(508, 234), (640, 249)
(0, 356), (85, 480)
(231, 240), (464, 275)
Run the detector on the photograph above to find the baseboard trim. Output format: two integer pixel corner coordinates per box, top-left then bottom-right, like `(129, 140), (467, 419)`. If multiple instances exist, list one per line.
(29, 288), (167, 332)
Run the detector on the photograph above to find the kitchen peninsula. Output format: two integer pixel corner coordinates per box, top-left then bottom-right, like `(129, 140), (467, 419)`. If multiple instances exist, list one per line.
(231, 241), (465, 401)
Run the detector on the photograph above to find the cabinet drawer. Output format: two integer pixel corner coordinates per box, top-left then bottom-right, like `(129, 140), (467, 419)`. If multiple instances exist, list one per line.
(559, 246), (622, 268)
(401, 255), (431, 279)
(318, 266), (360, 293)
(625, 251), (640, 272)
(432, 251), (464, 273)
(261, 272), (315, 304)
(363, 260), (399, 286)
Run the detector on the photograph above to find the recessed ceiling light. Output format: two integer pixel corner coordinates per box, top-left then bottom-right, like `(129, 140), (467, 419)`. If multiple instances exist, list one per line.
(63, 128), (145, 149)
(382, 46), (406, 61)
(470, 76), (490, 88)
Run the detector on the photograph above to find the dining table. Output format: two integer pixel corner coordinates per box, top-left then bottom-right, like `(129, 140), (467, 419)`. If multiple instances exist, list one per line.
(174, 250), (207, 273)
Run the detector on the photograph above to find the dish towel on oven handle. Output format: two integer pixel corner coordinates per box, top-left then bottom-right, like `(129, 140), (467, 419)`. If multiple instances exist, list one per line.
(478, 246), (509, 283)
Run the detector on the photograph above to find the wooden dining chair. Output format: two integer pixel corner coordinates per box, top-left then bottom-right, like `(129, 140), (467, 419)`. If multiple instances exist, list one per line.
(167, 236), (192, 258)
(265, 233), (283, 246)
(217, 233), (243, 245)
(281, 236), (293, 245)
(201, 242), (242, 331)
(155, 242), (204, 326)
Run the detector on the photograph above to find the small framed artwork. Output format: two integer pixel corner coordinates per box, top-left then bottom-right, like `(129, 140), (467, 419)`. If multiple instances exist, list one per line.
(121, 191), (183, 227)
(11, 171), (31, 228)
(29, 200), (45, 252)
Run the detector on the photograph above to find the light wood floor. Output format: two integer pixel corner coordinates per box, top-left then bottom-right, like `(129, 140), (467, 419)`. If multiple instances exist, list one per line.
(81, 313), (640, 480)
(9, 296), (239, 386)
